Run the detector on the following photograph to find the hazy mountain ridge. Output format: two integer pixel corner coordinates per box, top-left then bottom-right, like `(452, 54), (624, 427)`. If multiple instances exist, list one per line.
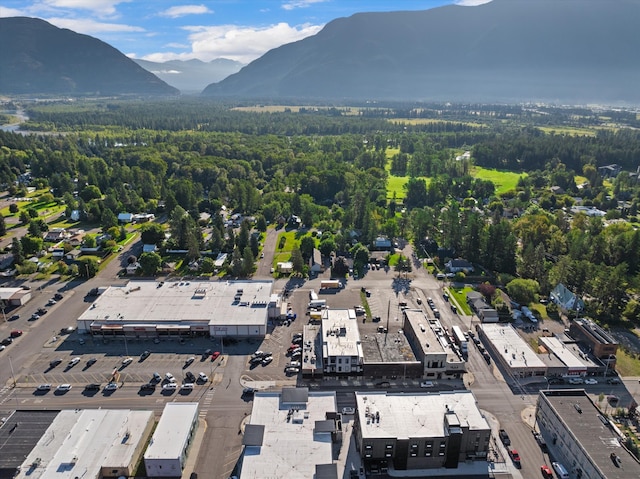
(0, 17), (178, 96)
(134, 58), (244, 93)
(202, 0), (640, 104)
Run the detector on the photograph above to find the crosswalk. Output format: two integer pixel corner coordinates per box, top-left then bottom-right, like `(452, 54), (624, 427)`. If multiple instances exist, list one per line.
(198, 387), (216, 418)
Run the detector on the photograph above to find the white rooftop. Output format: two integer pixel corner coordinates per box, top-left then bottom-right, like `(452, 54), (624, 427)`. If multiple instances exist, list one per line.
(241, 391), (336, 479)
(480, 323), (546, 369)
(78, 280), (273, 326)
(404, 310), (446, 354)
(0, 287), (23, 300)
(539, 336), (596, 370)
(16, 409), (153, 479)
(321, 309), (362, 358)
(355, 391), (489, 440)
(145, 403), (199, 460)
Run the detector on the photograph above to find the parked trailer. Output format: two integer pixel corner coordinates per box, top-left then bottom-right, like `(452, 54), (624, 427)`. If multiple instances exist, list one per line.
(452, 325), (468, 354)
(320, 280), (342, 290)
(309, 290), (319, 301)
(308, 299), (327, 309)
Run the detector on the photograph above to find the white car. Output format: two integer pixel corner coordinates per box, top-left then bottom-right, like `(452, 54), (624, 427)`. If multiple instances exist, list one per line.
(198, 372), (209, 382)
(568, 377), (584, 385)
(37, 384), (52, 391)
(181, 383), (194, 390)
(122, 357), (133, 366)
(341, 407), (355, 415)
(104, 382), (118, 391)
(287, 361), (301, 368)
(420, 381), (435, 388)
(185, 356), (195, 366)
(584, 378), (598, 385)
(68, 357), (81, 367)
(57, 384), (72, 392)
(165, 372), (176, 382)
(162, 383), (178, 390)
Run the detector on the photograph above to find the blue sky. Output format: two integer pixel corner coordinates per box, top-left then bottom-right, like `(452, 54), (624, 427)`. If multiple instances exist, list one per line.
(0, 1), (491, 64)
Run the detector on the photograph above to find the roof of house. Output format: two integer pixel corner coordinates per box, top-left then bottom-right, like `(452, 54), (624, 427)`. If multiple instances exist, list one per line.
(550, 283), (585, 311)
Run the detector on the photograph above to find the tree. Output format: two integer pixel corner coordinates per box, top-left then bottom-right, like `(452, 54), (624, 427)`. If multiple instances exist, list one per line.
(139, 252), (162, 276)
(256, 215), (267, 232)
(250, 234), (259, 258)
(140, 222), (165, 245)
(79, 184), (102, 202)
(404, 177), (428, 209)
(319, 237), (336, 258)
(230, 248), (243, 277)
(20, 235), (43, 256)
(506, 278), (540, 305)
(290, 247), (305, 274)
(9, 203), (18, 214)
(19, 210), (30, 224)
(242, 246), (254, 277)
(332, 256), (349, 277)
(78, 258), (99, 278)
(11, 237), (24, 265)
(200, 257), (215, 274)
(100, 208), (117, 230)
(237, 220), (250, 251)
(83, 235), (97, 248)
(300, 236), (316, 262)
(0, 214), (5, 237)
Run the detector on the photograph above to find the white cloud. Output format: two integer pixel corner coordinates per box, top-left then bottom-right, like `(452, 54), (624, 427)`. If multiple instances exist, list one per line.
(282, 0), (328, 11)
(455, 0), (493, 5)
(0, 6), (25, 17)
(159, 4), (213, 18)
(39, 0), (131, 17)
(46, 16), (144, 34)
(142, 22), (322, 64)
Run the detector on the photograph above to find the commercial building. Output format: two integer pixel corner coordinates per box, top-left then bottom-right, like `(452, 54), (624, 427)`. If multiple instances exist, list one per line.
(77, 280), (274, 338)
(144, 403), (199, 478)
(569, 318), (618, 372)
(321, 309), (364, 374)
(536, 389), (640, 479)
(15, 409), (154, 479)
(239, 388), (340, 479)
(538, 335), (599, 377)
(403, 310), (465, 378)
(0, 287), (31, 307)
(353, 391), (490, 473)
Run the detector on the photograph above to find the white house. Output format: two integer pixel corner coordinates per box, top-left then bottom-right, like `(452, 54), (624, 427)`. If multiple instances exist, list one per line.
(445, 259), (474, 274)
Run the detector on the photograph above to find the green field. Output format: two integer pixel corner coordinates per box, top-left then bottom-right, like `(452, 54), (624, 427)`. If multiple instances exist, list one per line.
(447, 285), (473, 315)
(471, 167), (525, 195)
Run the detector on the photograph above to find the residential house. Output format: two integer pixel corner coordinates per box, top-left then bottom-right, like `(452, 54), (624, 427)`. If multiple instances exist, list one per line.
(373, 236), (392, 251)
(597, 164), (622, 178)
(44, 228), (67, 243)
(117, 212), (133, 223)
(143, 244), (157, 254)
(445, 259), (474, 274)
(310, 249), (323, 274)
(126, 262), (140, 275)
(550, 185), (565, 195)
(277, 262), (293, 274)
(66, 229), (86, 246)
(550, 283), (585, 314)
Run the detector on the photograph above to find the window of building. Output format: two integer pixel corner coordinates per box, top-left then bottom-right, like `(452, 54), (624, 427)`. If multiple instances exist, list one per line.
(365, 444), (373, 450)
(338, 358), (342, 364)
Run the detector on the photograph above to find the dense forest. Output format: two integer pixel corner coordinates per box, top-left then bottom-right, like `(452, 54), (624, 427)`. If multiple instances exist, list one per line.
(2, 99), (640, 325)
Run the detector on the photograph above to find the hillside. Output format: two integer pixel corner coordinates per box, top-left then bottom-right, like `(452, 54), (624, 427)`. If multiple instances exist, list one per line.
(202, 0), (640, 104)
(0, 17), (178, 96)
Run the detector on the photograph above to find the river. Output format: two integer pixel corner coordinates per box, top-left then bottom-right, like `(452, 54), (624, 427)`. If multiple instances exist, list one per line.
(0, 109), (29, 132)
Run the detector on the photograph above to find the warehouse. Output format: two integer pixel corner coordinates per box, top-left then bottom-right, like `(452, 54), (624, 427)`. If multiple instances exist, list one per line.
(77, 279), (275, 338)
(144, 403), (199, 478)
(14, 409), (154, 479)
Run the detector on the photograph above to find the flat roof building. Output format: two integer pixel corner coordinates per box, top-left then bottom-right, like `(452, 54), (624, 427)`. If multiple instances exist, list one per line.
(239, 388), (339, 479)
(144, 403), (199, 477)
(77, 280), (274, 338)
(536, 389), (640, 479)
(402, 310), (465, 378)
(321, 309), (364, 374)
(15, 409), (154, 479)
(570, 318), (618, 371)
(353, 391), (490, 473)
(538, 336), (599, 376)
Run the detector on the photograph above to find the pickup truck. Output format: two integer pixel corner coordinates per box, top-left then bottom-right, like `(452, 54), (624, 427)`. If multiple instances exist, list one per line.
(499, 429), (511, 446)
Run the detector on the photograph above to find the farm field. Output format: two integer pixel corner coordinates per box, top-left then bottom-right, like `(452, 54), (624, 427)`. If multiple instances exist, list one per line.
(471, 167), (525, 195)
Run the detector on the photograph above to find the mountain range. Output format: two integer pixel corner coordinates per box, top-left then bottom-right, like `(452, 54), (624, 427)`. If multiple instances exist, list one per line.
(202, 0), (640, 105)
(0, 17), (178, 96)
(134, 58), (244, 94)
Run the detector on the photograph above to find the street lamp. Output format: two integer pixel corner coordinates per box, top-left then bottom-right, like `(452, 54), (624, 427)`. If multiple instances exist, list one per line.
(8, 355), (17, 387)
(603, 354), (615, 377)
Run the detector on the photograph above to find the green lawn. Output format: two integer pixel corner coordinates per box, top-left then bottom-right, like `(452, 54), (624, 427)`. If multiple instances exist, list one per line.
(471, 167), (525, 195)
(614, 348), (640, 377)
(447, 285), (473, 315)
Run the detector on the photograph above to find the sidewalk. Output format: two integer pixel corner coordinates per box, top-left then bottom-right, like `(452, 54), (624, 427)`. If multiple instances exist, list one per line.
(180, 417), (207, 479)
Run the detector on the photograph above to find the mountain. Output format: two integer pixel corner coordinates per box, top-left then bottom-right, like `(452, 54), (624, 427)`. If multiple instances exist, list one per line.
(0, 17), (178, 96)
(203, 0), (640, 105)
(134, 58), (244, 94)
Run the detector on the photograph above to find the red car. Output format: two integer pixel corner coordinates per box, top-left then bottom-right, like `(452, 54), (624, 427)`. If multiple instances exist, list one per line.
(10, 330), (23, 338)
(540, 464), (553, 479)
(509, 449), (521, 467)
(211, 351), (221, 361)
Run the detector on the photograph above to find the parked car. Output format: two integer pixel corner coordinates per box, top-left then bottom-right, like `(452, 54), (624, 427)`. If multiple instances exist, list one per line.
(499, 429), (511, 446)
(85, 383), (101, 391)
(342, 407), (355, 415)
(540, 464), (553, 479)
(47, 299), (56, 306)
(36, 384), (51, 391)
(30, 313), (40, 321)
(287, 361), (301, 368)
(290, 351), (302, 360)
(211, 351), (221, 361)
(548, 377), (564, 385)
(285, 367), (300, 374)
(104, 382), (118, 391)
(242, 387), (256, 396)
(56, 384), (72, 392)
(185, 356), (195, 366)
(49, 358), (62, 367)
(37, 308), (47, 315)
(509, 449), (521, 467)
(140, 383), (156, 391)
(185, 371), (196, 383)
(10, 330), (23, 337)
(140, 350), (151, 361)
(606, 377), (622, 385)
(68, 357), (81, 367)
(9, 314), (19, 321)
(87, 357), (97, 367)
(165, 372), (175, 382)
(420, 381), (435, 388)
(180, 383), (194, 390)
(198, 372), (209, 382)
(262, 356), (273, 366)
(122, 357), (133, 366)
(152, 372), (162, 382)
(585, 378), (598, 385)
(1, 337), (13, 346)
(162, 383), (178, 391)
(54, 293), (64, 300)
(568, 377), (584, 385)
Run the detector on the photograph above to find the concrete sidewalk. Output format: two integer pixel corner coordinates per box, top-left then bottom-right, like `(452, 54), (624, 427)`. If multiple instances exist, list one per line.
(180, 417), (207, 479)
